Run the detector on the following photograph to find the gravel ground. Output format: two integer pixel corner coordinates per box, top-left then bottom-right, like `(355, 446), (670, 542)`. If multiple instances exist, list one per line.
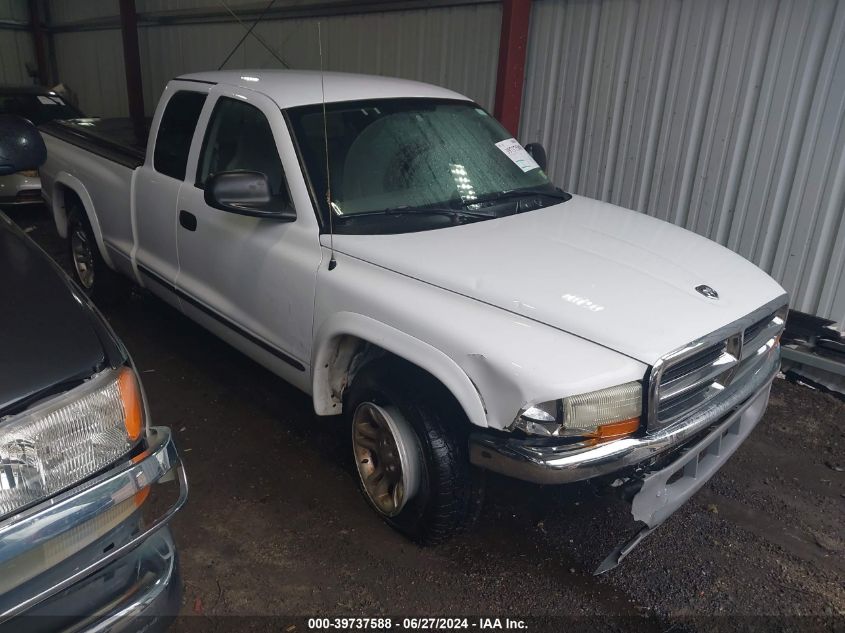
(10, 206), (844, 632)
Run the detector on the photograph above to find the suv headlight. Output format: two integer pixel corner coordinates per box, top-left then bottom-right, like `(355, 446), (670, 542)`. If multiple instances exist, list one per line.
(513, 381), (642, 439)
(0, 366), (144, 518)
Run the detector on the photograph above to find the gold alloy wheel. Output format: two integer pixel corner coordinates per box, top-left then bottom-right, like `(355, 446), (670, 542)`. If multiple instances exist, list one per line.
(352, 402), (421, 517)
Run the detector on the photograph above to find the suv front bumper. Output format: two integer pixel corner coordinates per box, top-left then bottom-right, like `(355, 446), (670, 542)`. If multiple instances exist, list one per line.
(0, 173), (42, 206)
(0, 426), (187, 631)
(7, 527), (181, 633)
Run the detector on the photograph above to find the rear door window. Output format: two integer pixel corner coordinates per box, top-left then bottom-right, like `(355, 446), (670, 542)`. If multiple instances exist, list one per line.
(153, 91), (207, 180)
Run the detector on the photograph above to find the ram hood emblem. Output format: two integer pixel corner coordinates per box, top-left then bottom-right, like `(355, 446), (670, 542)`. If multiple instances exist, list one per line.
(695, 284), (719, 299)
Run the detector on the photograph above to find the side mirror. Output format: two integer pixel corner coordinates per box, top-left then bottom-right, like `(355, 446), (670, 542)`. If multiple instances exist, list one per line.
(524, 142), (547, 172)
(204, 170), (295, 221)
(0, 115), (47, 176)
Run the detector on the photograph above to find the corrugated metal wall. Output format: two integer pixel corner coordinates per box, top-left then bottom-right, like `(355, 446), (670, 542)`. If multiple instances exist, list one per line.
(522, 0), (845, 325)
(46, 1), (501, 118)
(52, 28), (129, 116)
(0, 0), (35, 85)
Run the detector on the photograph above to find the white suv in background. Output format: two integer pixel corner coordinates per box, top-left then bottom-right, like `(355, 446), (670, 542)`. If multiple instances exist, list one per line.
(0, 86), (83, 207)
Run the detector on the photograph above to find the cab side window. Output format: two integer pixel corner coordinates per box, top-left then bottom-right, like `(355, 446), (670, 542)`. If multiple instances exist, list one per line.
(153, 90), (207, 180)
(196, 97), (285, 197)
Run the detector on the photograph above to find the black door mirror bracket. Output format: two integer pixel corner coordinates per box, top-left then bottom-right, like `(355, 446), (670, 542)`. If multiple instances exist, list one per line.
(524, 142), (548, 172)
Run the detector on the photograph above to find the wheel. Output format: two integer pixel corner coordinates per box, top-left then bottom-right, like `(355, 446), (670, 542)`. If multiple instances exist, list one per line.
(346, 360), (484, 544)
(66, 200), (121, 301)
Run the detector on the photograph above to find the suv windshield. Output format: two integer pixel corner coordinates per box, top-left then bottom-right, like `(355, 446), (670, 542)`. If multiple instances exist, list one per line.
(0, 93), (83, 126)
(288, 98), (567, 234)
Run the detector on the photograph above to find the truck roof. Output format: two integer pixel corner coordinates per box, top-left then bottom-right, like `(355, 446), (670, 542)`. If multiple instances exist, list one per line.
(176, 69), (471, 109)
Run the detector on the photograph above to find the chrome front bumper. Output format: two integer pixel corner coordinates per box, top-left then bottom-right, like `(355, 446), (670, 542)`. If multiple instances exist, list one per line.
(7, 528), (182, 633)
(594, 381), (773, 573)
(0, 426), (187, 629)
(469, 349), (779, 486)
(0, 173), (42, 206)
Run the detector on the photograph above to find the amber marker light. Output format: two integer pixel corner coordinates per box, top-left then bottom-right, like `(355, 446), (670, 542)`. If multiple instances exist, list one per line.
(118, 367), (143, 442)
(592, 417), (641, 442)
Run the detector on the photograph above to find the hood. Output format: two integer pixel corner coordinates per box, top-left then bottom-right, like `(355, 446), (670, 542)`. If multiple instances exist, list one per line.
(0, 214), (124, 415)
(331, 196), (787, 365)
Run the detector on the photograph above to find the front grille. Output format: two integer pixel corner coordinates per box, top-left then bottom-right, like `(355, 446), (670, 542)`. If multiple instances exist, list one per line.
(660, 342), (725, 385)
(743, 314), (772, 346)
(652, 305), (786, 428)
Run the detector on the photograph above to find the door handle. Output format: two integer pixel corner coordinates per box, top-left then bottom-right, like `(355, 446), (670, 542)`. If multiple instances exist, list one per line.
(179, 210), (197, 231)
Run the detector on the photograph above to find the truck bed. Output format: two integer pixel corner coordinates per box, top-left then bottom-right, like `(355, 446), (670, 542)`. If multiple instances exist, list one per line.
(39, 118), (150, 169)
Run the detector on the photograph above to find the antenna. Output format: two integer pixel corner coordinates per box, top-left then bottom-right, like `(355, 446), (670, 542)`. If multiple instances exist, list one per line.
(319, 22), (337, 271)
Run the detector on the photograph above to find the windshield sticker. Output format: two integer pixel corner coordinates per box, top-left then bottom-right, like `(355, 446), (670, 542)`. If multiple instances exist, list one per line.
(495, 138), (540, 172)
(37, 95), (66, 106)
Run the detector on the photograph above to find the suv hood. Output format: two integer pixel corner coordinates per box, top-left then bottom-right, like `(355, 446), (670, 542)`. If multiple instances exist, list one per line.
(331, 196), (787, 365)
(0, 214), (125, 414)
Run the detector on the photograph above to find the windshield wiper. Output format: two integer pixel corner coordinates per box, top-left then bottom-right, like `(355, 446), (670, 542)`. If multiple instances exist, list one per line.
(467, 187), (571, 207)
(335, 205), (495, 221)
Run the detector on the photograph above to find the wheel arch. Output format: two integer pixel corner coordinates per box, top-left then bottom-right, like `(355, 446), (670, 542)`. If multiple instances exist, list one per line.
(50, 173), (113, 268)
(311, 312), (489, 428)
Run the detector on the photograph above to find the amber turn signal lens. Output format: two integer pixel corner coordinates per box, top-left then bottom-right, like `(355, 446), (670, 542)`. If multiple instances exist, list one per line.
(592, 417), (640, 441)
(117, 367), (143, 441)
(134, 485), (151, 508)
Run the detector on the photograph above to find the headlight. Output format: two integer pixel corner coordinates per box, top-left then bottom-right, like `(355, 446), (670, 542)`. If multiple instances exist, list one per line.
(0, 366), (144, 518)
(513, 381), (642, 439)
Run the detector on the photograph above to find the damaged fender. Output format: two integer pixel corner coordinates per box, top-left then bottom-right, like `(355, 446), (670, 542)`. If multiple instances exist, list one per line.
(310, 311), (489, 427)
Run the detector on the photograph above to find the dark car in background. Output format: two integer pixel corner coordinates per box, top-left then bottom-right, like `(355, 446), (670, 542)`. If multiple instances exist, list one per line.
(0, 115), (185, 631)
(0, 87), (83, 207)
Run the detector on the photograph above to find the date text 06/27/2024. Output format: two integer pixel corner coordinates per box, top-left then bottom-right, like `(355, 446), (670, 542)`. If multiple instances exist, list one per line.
(307, 618), (528, 630)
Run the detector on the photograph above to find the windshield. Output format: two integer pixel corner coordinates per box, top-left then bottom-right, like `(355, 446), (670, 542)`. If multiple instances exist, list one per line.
(0, 93), (84, 126)
(288, 98), (562, 234)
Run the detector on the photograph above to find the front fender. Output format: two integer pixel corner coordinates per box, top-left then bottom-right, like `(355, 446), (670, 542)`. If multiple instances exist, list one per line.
(311, 311), (489, 428)
(314, 249), (649, 431)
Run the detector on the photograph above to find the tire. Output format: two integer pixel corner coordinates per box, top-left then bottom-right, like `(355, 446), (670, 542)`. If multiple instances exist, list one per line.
(66, 199), (121, 301)
(346, 359), (484, 544)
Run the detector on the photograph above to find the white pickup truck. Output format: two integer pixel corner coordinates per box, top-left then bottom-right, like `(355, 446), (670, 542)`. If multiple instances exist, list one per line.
(39, 70), (788, 570)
